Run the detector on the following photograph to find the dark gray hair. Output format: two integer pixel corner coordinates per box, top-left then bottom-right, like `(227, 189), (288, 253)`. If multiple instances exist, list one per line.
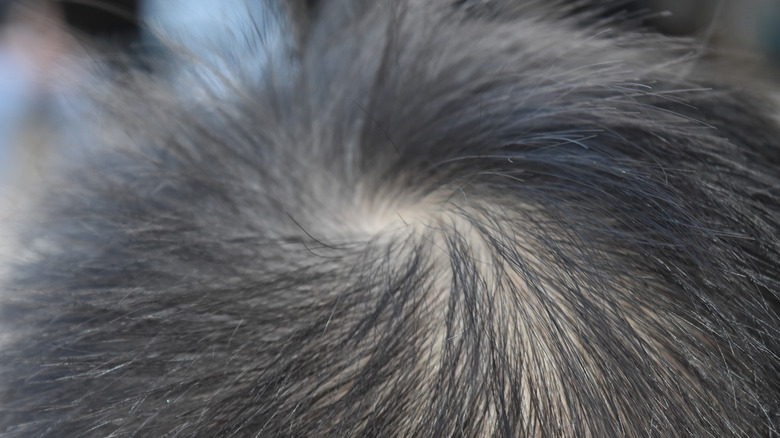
(2, 1), (779, 436)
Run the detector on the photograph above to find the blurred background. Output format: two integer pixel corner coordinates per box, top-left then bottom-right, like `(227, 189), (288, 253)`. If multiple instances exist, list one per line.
(0, 0), (778, 194)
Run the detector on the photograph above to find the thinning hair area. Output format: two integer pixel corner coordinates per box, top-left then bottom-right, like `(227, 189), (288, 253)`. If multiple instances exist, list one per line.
(1, 0), (779, 437)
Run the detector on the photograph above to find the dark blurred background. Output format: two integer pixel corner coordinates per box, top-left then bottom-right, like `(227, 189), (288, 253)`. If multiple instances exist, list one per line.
(46, 0), (780, 62)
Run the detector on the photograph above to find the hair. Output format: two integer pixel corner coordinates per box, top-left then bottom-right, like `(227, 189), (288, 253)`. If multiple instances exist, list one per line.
(1, 0), (780, 436)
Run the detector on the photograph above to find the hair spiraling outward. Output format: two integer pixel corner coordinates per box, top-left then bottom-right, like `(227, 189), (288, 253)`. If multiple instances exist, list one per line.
(1, 0), (780, 436)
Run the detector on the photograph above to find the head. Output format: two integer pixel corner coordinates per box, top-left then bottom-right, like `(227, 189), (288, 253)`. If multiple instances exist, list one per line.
(1, 1), (779, 436)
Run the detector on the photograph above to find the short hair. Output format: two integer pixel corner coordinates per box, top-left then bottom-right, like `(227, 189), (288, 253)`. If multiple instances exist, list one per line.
(2, 1), (780, 436)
